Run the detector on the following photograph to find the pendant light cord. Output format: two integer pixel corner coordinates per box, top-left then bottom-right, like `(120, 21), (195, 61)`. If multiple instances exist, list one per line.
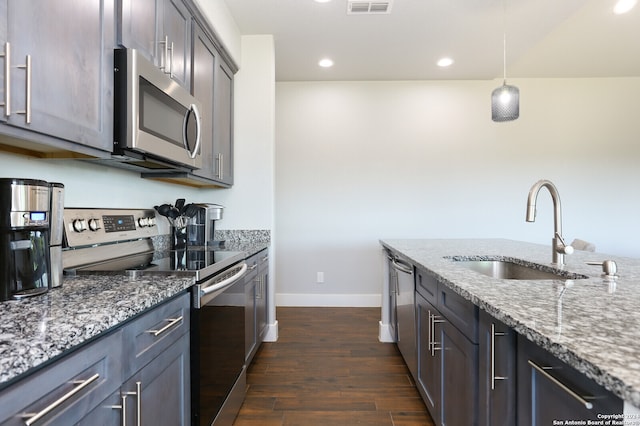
(502, 0), (507, 85)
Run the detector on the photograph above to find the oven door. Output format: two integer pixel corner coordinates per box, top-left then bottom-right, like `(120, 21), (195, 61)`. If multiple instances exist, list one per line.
(114, 48), (202, 170)
(191, 262), (248, 426)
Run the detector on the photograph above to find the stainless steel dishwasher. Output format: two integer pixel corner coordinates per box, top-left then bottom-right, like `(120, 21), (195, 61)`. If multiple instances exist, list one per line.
(390, 255), (417, 380)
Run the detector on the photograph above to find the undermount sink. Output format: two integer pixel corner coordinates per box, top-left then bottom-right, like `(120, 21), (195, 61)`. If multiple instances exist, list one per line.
(449, 258), (589, 281)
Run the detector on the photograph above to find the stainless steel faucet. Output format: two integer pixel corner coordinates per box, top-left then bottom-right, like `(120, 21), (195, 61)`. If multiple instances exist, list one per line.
(526, 179), (574, 266)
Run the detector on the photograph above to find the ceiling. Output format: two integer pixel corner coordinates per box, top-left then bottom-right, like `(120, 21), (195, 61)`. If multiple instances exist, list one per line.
(222, 0), (640, 81)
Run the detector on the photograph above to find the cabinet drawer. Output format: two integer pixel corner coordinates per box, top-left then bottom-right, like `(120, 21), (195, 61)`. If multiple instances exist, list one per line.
(416, 268), (438, 306)
(123, 292), (190, 378)
(517, 335), (622, 424)
(438, 284), (478, 343)
(0, 330), (123, 425)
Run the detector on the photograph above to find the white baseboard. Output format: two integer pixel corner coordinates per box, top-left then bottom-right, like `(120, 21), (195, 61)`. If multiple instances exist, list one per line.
(275, 293), (381, 307)
(263, 321), (278, 342)
(378, 321), (395, 343)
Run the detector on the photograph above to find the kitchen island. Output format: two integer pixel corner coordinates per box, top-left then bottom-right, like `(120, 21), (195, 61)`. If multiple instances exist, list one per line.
(380, 238), (640, 412)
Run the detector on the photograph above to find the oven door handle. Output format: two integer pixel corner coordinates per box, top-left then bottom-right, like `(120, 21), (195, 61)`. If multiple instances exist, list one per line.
(200, 262), (248, 297)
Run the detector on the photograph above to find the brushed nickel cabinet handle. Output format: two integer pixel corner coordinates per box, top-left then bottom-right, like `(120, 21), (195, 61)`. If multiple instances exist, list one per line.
(159, 35), (169, 72)
(123, 381), (142, 426)
(16, 54), (31, 123)
(23, 373), (100, 425)
(1, 42), (10, 116)
(146, 316), (183, 336)
(528, 360), (593, 409)
(168, 41), (174, 78)
(111, 394), (128, 426)
(490, 323), (507, 390)
(217, 153), (224, 179)
(430, 314), (444, 356)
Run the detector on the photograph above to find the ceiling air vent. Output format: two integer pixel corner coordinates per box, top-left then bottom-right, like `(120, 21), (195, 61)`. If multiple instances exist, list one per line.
(347, 1), (393, 15)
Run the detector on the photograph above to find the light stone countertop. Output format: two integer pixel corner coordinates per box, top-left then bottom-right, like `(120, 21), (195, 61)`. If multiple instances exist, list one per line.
(380, 238), (640, 408)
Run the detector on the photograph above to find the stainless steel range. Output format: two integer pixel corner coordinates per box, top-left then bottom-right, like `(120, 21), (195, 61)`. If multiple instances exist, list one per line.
(62, 208), (249, 426)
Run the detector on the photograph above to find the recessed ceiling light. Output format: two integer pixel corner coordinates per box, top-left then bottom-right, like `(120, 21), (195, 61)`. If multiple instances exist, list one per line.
(318, 58), (334, 68)
(437, 57), (454, 67)
(314, 0), (332, 3)
(614, 0), (637, 14)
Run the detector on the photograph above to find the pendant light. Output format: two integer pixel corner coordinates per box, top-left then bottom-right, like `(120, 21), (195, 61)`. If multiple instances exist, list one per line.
(491, 0), (519, 122)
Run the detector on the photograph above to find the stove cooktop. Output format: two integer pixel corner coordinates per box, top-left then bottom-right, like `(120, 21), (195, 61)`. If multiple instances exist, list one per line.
(68, 247), (245, 282)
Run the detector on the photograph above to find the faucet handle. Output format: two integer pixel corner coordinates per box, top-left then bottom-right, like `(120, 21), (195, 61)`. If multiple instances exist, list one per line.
(561, 245), (574, 255)
(555, 233), (574, 255)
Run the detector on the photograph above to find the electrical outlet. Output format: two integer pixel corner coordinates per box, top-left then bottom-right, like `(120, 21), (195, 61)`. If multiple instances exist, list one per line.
(316, 272), (324, 283)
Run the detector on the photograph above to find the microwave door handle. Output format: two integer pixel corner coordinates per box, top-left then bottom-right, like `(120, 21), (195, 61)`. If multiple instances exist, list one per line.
(184, 103), (201, 159)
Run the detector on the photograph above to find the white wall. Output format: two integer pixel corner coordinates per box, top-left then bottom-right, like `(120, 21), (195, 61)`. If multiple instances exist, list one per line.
(275, 77), (640, 306)
(192, 0), (241, 65)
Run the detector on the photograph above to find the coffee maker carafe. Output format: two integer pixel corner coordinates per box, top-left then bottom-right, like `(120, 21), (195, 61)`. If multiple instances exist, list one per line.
(0, 178), (51, 301)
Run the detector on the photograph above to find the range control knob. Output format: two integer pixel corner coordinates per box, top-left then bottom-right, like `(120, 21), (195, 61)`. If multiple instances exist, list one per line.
(146, 217), (156, 227)
(72, 219), (87, 232)
(88, 219), (101, 231)
(137, 217), (149, 227)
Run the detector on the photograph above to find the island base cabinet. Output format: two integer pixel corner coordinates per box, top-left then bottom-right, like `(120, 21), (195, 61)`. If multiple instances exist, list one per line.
(517, 335), (623, 425)
(416, 293), (478, 426)
(478, 310), (517, 426)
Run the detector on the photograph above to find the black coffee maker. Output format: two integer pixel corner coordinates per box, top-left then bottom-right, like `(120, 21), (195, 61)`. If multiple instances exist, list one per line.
(0, 178), (51, 301)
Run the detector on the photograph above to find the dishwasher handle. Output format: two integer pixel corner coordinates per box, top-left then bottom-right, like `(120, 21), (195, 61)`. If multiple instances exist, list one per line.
(391, 257), (413, 275)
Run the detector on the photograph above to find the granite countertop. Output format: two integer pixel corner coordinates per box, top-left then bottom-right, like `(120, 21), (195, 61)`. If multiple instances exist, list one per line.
(0, 240), (270, 390)
(380, 238), (640, 408)
(0, 274), (194, 389)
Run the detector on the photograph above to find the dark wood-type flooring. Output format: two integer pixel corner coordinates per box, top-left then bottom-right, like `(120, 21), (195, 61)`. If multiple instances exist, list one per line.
(233, 307), (435, 426)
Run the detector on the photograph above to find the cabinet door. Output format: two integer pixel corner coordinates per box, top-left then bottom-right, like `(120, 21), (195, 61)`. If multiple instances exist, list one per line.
(478, 311), (516, 426)
(517, 335), (622, 425)
(117, 0), (190, 88)
(117, 0), (159, 63)
(213, 58), (234, 185)
(440, 320), (478, 426)
(3, 0), (113, 151)
(122, 332), (191, 426)
(161, 0), (190, 88)
(416, 293), (441, 425)
(190, 23), (217, 181)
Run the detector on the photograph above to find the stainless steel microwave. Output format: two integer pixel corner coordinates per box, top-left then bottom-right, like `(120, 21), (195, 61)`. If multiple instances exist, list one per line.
(112, 48), (202, 171)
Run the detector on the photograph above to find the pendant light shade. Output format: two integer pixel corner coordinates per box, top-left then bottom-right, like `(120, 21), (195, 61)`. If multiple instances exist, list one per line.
(491, 0), (519, 122)
(491, 83), (519, 121)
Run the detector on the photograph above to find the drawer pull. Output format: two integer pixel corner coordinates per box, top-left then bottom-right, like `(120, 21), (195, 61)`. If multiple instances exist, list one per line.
(528, 360), (593, 409)
(23, 373), (100, 425)
(146, 316), (183, 337)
